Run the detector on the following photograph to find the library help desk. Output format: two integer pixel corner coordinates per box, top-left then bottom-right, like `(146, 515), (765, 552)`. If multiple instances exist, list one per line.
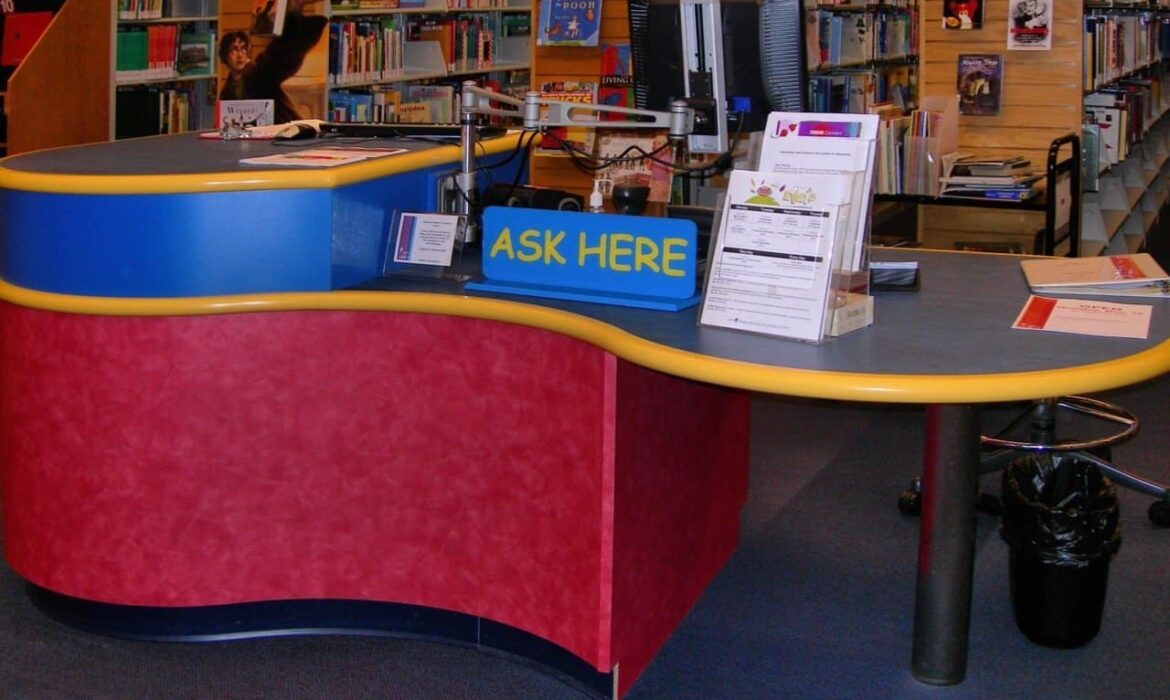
(2, 133), (1170, 697)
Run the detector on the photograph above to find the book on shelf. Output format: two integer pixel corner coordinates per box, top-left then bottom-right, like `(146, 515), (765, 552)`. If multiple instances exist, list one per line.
(536, 80), (598, 154)
(952, 155), (1031, 175)
(121, 0), (163, 20)
(1, 11), (53, 67)
(593, 129), (671, 203)
(940, 172), (1042, 187)
(176, 31), (215, 77)
(597, 43), (634, 120)
(537, 0), (601, 47)
(405, 83), (456, 123)
(940, 185), (1040, 202)
(1020, 253), (1170, 298)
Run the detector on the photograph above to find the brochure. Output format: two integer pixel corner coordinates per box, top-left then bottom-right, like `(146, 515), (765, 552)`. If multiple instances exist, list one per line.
(699, 170), (852, 343)
(755, 112), (879, 272)
(238, 146), (407, 167)
(1013, 295), (1152, 339)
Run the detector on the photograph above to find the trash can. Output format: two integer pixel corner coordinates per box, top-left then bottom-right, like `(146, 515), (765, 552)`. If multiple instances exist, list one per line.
(1000, 453), (1122, 648)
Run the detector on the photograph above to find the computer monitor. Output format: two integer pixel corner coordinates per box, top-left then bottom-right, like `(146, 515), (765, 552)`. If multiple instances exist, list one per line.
(629, 0), (802, 154)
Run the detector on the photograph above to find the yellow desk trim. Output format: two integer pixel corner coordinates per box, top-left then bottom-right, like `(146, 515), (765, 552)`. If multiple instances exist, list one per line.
(0, 132), (529, 195)
(5, 279), (1169, 405)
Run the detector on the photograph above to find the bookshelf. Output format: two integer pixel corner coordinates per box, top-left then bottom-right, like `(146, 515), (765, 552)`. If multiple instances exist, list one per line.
(113, 0), (218, 139)
(803, 0), (920, 114)
(326, 0), (533, 124)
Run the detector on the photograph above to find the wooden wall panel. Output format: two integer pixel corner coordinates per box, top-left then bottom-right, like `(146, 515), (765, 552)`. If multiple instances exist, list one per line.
(7, 0), (111, 154)
(529, 0), (630, 197)
(920, 0), (1083, 164)
(918, 0), (1083, 251)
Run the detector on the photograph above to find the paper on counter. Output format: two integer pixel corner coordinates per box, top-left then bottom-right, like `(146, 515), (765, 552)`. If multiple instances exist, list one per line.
(1013, 295), (1153, 339)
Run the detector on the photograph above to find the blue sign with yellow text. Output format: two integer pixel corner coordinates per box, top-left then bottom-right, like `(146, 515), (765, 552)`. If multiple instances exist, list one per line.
(465, 207), (701, 310)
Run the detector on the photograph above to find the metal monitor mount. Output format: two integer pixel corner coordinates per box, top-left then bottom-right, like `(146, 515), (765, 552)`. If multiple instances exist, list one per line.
(453, 80), (697, 243)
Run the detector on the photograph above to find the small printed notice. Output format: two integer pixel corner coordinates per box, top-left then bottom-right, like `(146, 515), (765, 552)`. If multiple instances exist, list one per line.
(238, 146), (407, 167)
(392, 213), (460, 267)
(699, 170), (851, 342)
(1013, 295), (1153, 339)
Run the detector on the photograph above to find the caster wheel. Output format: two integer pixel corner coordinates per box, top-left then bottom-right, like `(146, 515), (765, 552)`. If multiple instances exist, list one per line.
(898, 489), (921, 517)
(976, 492), (1003, 516)
(1149, 499), (1170, 528)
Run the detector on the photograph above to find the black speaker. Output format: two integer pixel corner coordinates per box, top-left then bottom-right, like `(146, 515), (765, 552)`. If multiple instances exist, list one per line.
(486, 184), (584, 211)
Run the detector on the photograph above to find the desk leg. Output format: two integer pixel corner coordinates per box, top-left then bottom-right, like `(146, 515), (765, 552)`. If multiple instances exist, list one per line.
(911, 403), (981, 685)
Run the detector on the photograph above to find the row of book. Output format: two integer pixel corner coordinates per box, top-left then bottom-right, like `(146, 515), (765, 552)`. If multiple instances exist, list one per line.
(805, 8), (917, 71)
(116, 26), (215, 81)
(1083, 69), (1170, 188)
(330, 0), (517, 10)
(329, 83), (461, 123)
(807, 64), (916, 114)
(408, 16), (499, 74)
(329, 18), (407, 85)
(118, 0), (214, 21)
(1083, 14), (1170, 93)
(115, 85), (200, 139)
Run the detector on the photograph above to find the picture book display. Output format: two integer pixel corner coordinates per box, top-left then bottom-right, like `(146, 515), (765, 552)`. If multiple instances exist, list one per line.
(537, 0), (602, 47)
(536, 80), (598, 154)
(1020, 253), (1170, 298)
(957, 53), (1003, 116)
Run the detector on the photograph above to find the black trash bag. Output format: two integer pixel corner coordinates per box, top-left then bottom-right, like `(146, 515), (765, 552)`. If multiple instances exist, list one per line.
(1000, 453), (1122, 648)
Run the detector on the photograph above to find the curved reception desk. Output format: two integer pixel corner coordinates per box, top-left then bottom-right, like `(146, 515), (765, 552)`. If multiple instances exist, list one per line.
(0, 133), (749, 698)
(4, 133), (1170, 697)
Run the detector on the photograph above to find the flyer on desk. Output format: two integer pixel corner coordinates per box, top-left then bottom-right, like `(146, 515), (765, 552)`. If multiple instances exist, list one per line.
(699, 170), (851, 343)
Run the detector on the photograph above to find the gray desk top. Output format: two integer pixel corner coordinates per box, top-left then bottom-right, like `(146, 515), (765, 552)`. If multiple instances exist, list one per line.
(0, 132), (450, 177)
(358, 247), (1170, 402)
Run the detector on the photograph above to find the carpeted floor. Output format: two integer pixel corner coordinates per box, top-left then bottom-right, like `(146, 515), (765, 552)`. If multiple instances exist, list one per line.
(1, 375), (1167, 699)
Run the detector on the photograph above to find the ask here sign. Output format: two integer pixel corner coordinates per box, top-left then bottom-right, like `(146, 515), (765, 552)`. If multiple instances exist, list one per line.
(474, 206), (700, 306)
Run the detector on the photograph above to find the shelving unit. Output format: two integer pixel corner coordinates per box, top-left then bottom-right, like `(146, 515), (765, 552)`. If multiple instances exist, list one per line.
(327, 0), (532, 123)
(803, 0), (919, 114)
(112, 0), (218, 138)
(1079, 3), (1170, 256)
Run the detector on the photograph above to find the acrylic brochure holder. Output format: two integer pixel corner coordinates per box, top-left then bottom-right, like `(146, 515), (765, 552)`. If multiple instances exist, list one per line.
(698, 169), (872, 344)
(383, 210), (472, 282)
(697, 111), (880, 343)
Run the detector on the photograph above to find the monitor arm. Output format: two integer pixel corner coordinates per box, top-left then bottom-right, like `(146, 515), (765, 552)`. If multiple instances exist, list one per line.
(454, 80), (696, 242)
